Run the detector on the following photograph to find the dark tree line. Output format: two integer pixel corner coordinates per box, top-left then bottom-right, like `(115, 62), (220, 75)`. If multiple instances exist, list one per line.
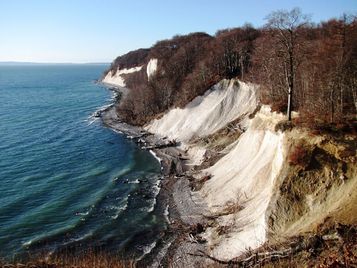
(264, 8), (310, 121)
(107, 48), (150, 75)
(106, 8), (357, 127)
(254, 9), (357, 125)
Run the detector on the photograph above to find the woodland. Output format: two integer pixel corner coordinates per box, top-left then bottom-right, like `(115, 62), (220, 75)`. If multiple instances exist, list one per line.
(107, 8), (356, 130)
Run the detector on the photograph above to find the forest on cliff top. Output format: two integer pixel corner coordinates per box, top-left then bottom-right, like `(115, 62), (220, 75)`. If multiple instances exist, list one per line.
(105, 8), (356, 132)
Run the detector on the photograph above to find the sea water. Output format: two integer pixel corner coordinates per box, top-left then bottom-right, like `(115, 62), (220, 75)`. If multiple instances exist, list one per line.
(0, 64), (163, 259)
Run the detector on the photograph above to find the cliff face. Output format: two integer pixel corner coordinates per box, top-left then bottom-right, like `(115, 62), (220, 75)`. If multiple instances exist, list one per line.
(141, 77), (357, 261)
(103, 19), (357, 127)
(102, 65), (144, 88)
(100, 31), (257, 125)
(101, 48), (155, 89)
(200, 106), (285, 259)
(268, 131), (357, 237)
(145, 79), (257, 142)
(103, 26), (357, 264)
(143, 79), (286, 259)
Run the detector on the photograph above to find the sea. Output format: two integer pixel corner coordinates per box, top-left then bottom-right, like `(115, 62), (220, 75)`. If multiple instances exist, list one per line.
(0, 64), (165, 260)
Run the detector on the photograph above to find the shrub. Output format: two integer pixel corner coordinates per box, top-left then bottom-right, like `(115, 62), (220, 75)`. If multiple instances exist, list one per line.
(0, 251), (134, 268)
(289, 143), (311, 168)
(275, 120), (294, 132)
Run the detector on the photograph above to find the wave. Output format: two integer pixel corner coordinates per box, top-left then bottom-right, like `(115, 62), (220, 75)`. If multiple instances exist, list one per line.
(128, 179), (140, 184)
(113, 164), (135, 182)
(136, 241), (157, 261)
(146, 179), (161, 213)
(85, 117), (99, 126)
(85, 101), (114, 126)
(111, 195), (130, 219)
(21, 223), (79, 248)
(149, 150), (162, 163)
(75, 211), (90, 216)
(63, 231), (95, 246)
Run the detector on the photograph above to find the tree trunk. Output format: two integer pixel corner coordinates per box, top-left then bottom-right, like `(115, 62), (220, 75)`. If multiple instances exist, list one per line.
(287, 46), (294, 121)
(330, 87), (335, 123)
(287, 86), (292, 121)
(240, 54), (244, 80)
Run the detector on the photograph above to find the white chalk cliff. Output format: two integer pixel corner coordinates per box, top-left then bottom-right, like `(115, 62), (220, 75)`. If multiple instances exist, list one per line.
(102, 66), (143, 88)
(102, 58), (158, 88)
(201, 106), (285, 259)
(146, 78), (286, 259)
(146, 79), (257, 142)
(147, 58), (158, 80)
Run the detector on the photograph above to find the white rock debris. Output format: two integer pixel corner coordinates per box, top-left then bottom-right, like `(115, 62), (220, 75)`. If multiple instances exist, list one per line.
(102, 66), (143, 88)
(147, 58), (158, 80)
(145, 79), (257, 142)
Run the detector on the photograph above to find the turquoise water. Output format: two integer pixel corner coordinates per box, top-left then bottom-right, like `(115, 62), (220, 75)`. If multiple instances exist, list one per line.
(0, 64), (163, 258)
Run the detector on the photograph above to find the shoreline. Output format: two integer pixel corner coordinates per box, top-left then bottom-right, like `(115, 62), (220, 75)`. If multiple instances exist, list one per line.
(100, 103), (210, 267)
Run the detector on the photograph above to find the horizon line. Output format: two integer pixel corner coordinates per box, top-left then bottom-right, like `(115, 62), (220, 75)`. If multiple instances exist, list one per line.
(0, 61), (110, 65)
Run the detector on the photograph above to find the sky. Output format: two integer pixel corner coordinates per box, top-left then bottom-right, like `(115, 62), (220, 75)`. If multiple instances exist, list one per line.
(0, 0), (356, 63)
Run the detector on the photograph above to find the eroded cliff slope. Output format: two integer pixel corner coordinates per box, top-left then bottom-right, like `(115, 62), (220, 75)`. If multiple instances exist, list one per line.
(101, 26), (357, 265)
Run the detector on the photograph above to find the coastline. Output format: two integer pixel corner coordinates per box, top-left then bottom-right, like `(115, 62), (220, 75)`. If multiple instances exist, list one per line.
(99, 81), (357, 267)
(97, 79), (287, 266)
(100, 102), (210, 267)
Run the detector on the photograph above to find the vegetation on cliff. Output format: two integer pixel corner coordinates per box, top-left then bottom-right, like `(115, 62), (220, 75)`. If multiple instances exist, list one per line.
(99, 8), (357, 266)
(104, 8), (356, 128)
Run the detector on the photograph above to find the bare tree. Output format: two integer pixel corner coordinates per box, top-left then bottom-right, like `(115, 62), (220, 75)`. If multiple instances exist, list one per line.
(265, 8), (310, 120)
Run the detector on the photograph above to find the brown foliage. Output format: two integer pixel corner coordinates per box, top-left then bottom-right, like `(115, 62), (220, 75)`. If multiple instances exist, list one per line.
(0, 251), (134, 268)
(288, 143), (311, 167)
(114, 31), (258, 125)
(108, 48), (150, 76)
(252, 14), (357, 124)
(105, 11), (357, 127)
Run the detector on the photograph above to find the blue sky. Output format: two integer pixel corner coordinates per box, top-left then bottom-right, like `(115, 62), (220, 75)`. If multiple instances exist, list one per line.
(0, 0), (356, 63)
